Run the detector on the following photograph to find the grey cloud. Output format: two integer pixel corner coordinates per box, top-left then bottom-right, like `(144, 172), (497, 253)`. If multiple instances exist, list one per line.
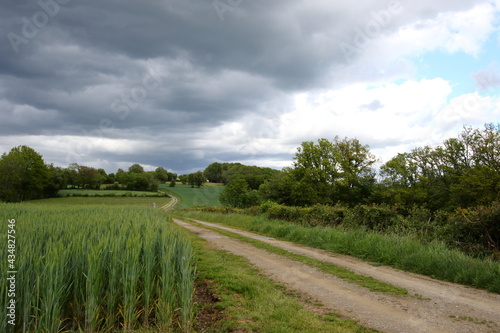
(361, 100), (384, 111)
(0, 0), (493, 173)
(472, 63), (500, 92)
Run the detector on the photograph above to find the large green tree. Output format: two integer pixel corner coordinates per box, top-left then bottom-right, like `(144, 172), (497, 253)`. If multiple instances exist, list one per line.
(0, 145), (50, 202)
(188, 171), (205, 188)
(291, 137), (377, 205)
(129, 163), (145, 173)
(154, 167), (170, 182)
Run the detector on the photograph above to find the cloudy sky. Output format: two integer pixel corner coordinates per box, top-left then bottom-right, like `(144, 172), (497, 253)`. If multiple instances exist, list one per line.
(1, 0), (500, 174)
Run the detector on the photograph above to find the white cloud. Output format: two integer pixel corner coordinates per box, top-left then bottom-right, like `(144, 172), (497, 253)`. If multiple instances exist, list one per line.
(277, 78), (451, 145)
(198, 74), (500, 169)
(434, 93), (500, 132)
(345, 2), (499, 78)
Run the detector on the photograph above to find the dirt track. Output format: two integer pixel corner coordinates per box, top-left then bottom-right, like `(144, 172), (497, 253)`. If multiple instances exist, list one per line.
(160, 194), (178, 211)
(173, 218), (500, 333)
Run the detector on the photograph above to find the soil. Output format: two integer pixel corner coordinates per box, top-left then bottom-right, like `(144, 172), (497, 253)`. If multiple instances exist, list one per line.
(173, 218), (500, 333)
(192, 278), (228, 333)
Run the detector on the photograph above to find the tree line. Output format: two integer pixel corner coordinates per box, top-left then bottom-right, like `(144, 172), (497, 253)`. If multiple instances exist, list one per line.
(0, 146), (176, 202)
(220, 124), (499, 211)
(217, 124), (500, 256)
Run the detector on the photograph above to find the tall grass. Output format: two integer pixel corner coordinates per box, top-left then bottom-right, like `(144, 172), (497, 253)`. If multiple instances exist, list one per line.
(179, 210), (500, 294)
(0, 203), (196, 332)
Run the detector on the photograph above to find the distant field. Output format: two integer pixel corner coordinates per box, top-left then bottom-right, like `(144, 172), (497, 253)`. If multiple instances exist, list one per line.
(58, 189), (165, 197)
(202, 182), (225, 187)
(159, 184), (223, 208)
(28, 196), (170, 207)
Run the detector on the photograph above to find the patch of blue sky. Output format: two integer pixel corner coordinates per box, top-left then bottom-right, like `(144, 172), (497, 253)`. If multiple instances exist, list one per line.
(413, 35), (500, 100)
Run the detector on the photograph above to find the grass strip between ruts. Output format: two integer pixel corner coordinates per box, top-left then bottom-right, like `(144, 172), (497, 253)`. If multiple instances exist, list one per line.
(179, 217), (408, 296)
(176, 221), (377, 333)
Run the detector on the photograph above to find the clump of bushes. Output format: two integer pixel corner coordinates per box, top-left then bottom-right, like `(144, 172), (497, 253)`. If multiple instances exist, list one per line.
(445, 202), (500, 256)
(264, 203), (346, 227)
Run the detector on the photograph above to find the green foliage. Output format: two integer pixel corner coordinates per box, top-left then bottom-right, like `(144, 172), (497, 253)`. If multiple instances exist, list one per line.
(446, 202), (500, 255)
(204, 162), (281, 189)
(258, 200), (280, 213)
(266, 203), (347, 227)
(75, 165), (105, 189)
(0, 145), (50, 202)
(187, 171), (205, 188)
(219, 178), (261, 208)
(267, 204), (306, 222)
(257, 201), (500, 256)
(261, 137), (377, 206)
(128, 163), (145, 173)
(379, 124), (500, 210)
(259, 170), (319, 206)
(203, 162), (225, 183)
(342, 204), (403, 232)
(116, 171), (158, 191)
(155, 166), (175, 182)
(293, 137), (377, 205)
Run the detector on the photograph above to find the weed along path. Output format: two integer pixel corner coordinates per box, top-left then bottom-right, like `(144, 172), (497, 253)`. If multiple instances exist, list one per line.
(173, 218), (500, 333)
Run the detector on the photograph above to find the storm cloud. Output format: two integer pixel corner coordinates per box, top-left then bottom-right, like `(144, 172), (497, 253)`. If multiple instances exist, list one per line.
(1, 0), (499, 173)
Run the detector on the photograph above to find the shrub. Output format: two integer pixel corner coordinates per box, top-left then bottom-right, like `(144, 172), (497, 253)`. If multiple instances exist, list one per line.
(305, 204), (347, 227)
(447, 202), (500, 256)
(336, 204), (402, 232)
(266, 205), (306, 222)
(259, 200), (279, 214)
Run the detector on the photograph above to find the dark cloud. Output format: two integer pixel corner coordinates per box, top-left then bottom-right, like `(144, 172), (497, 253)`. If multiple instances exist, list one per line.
(0, 0), (494, 173)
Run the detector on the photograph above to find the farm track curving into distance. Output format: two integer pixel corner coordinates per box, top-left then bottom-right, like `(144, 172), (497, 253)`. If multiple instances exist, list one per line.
(159, 193), (179, 211)
(173, 217), (500, 333)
